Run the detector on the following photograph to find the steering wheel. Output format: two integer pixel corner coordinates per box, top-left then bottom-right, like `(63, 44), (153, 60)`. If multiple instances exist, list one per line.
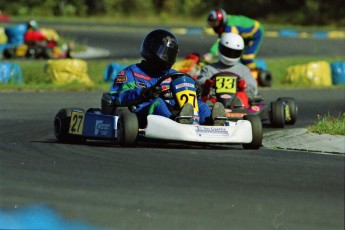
(153, 71), (201, 98)
(154, 71), (195, 87)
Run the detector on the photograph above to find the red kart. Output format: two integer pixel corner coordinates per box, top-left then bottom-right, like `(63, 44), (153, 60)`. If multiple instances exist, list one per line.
(200, 71), (298, 128)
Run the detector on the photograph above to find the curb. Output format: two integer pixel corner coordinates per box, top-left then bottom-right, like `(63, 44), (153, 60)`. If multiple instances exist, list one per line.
(173, 27), (345, 39)
(73, 46), (110, 59)
(263, 128), (345, 154)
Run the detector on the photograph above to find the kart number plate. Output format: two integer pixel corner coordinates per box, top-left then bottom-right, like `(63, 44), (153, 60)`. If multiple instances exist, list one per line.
(175, 89), (199, 112)
(69, 112), (85, 135)
(215, 76), (237, 94)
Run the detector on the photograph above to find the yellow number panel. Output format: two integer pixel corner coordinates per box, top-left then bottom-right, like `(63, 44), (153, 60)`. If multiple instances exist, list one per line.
(215, 76), (237, 94)
(69, 112), (85, 135)
(175, 89), (199, 112)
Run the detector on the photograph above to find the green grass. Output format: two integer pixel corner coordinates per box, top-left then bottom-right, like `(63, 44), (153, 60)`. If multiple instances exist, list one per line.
(307, 113), (345, 135)
(1, 56), (344, 91)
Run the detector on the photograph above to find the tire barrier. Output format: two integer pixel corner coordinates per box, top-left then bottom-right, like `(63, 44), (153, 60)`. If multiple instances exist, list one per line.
(45, 59), (93, 86)
(0, 62), (23, 85)
(284, 61), (332, 86)
(330, 62), (345, 85)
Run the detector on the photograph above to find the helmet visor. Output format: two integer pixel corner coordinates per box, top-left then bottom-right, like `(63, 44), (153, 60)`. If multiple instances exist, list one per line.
(151, 43), (178, 65)
(219, 43), (242, 59)
(208, 20), (220, 28)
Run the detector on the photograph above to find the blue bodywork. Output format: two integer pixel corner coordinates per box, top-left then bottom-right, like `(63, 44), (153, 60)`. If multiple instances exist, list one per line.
(70, 111), (118, 139)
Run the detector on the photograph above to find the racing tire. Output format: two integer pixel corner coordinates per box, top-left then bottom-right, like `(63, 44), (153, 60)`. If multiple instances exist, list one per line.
(3, 48), (14, 59)
(270, 100), (285, 128)
(54, 108), (86, 144)
(242, 115), (263, 149)
(277, 97), (298, 125)
(258, 69), (273, 87)
(42, 47), (53, 59)
(117, 110), (138, 147)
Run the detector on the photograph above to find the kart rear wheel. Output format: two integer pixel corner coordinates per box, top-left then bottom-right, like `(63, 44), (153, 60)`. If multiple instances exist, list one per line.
(117, 110), (138, 147)
(242, 115), (263, 149)
(270, 100), (285, 128)
(54, 108), (86, 144)
(277, 97), (298, 125)
(258, 69), (273, 87)
(3, 48), (14, 59)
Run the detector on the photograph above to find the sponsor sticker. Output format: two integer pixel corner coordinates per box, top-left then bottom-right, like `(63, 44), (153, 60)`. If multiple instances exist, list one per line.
(195, 126), (229, 136)
(95, 120), (112, 136)
(136, 82), (147, 88)
(175, 82), (195, 89)
(226, 112), (246, 118)
(115, 75), (127, 83)
(220, 94), (232, 99)
(133, 72), (151, 80)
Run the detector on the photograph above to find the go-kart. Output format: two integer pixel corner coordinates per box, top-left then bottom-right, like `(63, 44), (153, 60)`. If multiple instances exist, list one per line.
(3, 39), (71, 59)
(173, 53), (272, 87)
(54, 72), (263, 149)
(201, 72), (298, 128)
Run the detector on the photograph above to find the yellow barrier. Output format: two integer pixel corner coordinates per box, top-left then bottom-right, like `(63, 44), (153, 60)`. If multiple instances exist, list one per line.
(45, 59), (93, 86)
(0, 27), (7, 44)
(284, 61), (332, 86)
(40, 28), (60, 41)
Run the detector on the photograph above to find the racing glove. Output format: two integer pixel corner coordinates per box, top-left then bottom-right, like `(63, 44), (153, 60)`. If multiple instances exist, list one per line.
(238, 79), (247, 91)
(140, 86), (162, 100)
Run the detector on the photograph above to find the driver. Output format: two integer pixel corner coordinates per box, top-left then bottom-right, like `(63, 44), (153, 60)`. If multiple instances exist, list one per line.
(109, 29), (226, 127)
(23, 19), (48, 44)
(197, 32), (258, 108)
(205, 8), (264, 70)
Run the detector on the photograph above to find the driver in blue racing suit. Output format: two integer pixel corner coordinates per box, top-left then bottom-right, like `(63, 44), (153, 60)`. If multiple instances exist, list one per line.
(109, 29), (226, 127)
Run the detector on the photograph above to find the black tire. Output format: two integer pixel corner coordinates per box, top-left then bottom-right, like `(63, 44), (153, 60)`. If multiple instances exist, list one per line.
(117, 110), (139, 147)
(258, 69), (273, 87)
(54, 108), (86, 143)
(42, 47), (53, 59)
(270, 100), (285, 128)
(25, 47), (36, 58)
(242, 115), (263, 149)
(3, 48), (14, 59)
(277, 97), (298, 125)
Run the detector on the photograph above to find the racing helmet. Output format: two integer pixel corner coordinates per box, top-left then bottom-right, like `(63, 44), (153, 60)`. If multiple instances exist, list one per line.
(218, 32), (244, 66)
(140, 29), (179, 73)
(27, 19), (39, 30)
(207, 8), (227, 35)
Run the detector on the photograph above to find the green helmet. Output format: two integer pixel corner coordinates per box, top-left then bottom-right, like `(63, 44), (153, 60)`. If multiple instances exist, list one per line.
(27, 19), (39, 30)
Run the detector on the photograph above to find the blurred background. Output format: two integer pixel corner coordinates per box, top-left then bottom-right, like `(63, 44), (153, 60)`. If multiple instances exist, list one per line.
(0, 0), (344, 27)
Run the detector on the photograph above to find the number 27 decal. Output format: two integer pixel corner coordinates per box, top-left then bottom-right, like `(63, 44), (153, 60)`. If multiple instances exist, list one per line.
(175, 90), (199, 112)
(69, 112), (85, 135)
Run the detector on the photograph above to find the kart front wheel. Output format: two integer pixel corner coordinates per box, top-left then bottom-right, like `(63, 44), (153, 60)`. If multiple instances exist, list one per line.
(270, 100), (285, 128)
(54, 108), (86, 144)
(242, 115), (263, 149)
(117, 110), (139, 147)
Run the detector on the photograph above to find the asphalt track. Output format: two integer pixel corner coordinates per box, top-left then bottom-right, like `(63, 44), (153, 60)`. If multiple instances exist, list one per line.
(0, 23), (344, 230)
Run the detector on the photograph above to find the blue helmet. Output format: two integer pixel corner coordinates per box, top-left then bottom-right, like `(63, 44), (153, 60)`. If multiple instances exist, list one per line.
(140, 29), (179, 72)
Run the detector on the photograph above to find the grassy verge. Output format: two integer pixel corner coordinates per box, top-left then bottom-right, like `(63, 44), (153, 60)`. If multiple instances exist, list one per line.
(1, 56), (344, 91)
(307, 113), (345, 135)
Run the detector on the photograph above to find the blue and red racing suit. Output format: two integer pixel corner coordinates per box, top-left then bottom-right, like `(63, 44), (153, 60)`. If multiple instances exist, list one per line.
(109, 60), (211, 127)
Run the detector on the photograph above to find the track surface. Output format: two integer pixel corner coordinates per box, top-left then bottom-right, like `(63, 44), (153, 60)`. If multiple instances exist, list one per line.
(0, 23), (344, 230)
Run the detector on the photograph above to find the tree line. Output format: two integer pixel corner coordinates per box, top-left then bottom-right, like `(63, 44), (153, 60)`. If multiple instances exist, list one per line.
(1, 0), (344, 26)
